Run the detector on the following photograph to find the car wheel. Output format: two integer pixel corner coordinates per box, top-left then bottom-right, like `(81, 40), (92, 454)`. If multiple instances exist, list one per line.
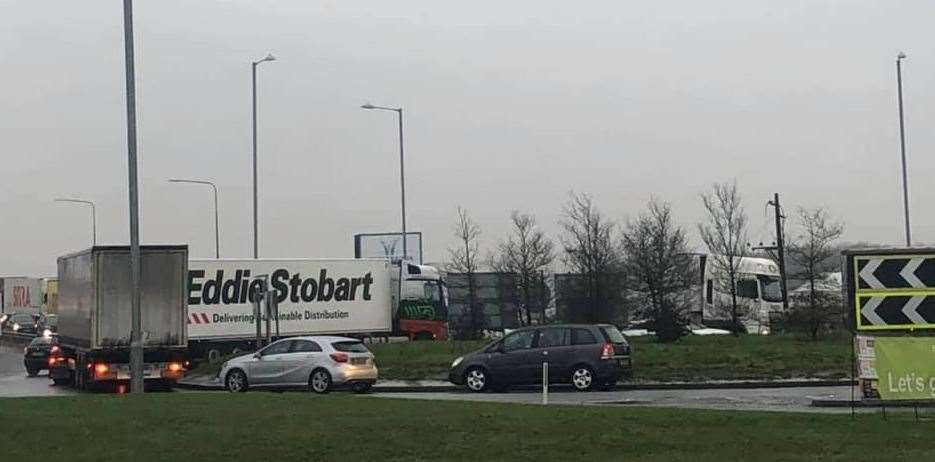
(464, 367), (489, 392)
(52, 378), (70, 386)
(225, 369), (248, 393)
(309, 368), (332, 394)
(351, 382), (372, 394)
(207, 348), (222, 363)
(26, 368), (39, 377)
(571, 365), (594, 391)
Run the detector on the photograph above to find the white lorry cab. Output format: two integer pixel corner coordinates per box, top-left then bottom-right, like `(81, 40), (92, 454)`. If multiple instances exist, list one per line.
(693, 255), (784, 334)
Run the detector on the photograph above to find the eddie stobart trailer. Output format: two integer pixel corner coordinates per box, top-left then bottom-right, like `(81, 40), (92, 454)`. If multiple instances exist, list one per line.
(49, 246), (189, 390)
(186, 258), (449, 362)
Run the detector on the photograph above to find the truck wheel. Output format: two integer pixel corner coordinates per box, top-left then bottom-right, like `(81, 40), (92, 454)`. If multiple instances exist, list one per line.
(309, 369), (331, 394)
(413, 332), (434, 341)
(226, 369), (248, 393)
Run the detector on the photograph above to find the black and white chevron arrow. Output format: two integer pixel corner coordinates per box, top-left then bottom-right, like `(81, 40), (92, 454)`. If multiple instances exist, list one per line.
(857, 257), (935, 290)
(859, 295), (935, 327)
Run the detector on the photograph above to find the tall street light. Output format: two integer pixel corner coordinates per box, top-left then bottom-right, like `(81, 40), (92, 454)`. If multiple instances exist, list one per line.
(252, 52), (276, 259)
(896, 52), (911, 246)
(360, 103), (408, 262)
(168, 179), (220, 258)
(55, 198), (96, 246)
(121, 0), (144, 393)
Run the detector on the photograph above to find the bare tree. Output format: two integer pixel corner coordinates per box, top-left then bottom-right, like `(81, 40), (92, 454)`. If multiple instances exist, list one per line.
(698, 181), (748, 334)
(490, 211), (555, 326)
(787, 208), (844, 340)
(560, 192), (622, 323)
(621, 199), (694, 342)
(447, 206), (482, 339)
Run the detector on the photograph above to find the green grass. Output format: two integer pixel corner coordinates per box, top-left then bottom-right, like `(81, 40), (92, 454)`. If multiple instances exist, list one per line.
(627, 334), (851, 381)
(189, 335), (851, 382)
(367, 340), (488, 380)
(0, 394), (931, 461)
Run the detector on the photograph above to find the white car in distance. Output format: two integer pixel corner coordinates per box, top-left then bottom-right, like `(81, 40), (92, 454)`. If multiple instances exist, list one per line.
(219, 336), (378, 394)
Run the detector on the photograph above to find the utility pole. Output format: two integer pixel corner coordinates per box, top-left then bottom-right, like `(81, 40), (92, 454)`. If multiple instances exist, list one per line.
(122, 0), (144, 393)
(896, 52), (911, 246)
(768, 193), (789, 312)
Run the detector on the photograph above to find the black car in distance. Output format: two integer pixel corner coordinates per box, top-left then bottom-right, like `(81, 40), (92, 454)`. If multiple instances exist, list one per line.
(449, 324), (632, 392)
(23, 335), (59, 377)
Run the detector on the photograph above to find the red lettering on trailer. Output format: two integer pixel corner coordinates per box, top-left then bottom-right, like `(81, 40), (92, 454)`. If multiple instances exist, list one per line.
(12, 286), (31, 307)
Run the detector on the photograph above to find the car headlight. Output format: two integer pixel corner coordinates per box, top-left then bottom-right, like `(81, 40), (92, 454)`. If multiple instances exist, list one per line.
(12, 323), (20, 331)
(451, 356), (463, 368)
(42, 329), (52, 338)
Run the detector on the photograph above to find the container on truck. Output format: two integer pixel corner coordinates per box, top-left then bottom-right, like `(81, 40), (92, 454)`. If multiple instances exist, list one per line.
(1, 277), (44, 315)
(49, 246), (189, 390)
(186, 258), (448, 362)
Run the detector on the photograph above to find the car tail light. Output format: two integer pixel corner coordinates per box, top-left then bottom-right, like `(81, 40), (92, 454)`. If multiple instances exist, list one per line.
(330, 352), (349, 363)
(600, 343), (615, 360)
(50, 345), (60, 354)
(167, 362), (184, 373)
(94, 363), (109, 375)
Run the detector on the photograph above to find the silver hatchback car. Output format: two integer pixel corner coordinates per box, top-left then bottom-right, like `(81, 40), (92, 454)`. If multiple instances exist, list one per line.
(218, 336), (378, 394)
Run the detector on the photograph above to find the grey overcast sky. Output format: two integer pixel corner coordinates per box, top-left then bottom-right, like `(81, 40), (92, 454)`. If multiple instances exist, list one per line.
(2, 0), (933, 276)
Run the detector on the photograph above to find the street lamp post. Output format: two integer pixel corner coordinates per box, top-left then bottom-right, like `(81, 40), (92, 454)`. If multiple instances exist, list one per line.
(54, 198), (96, 246)
(252, 53), (276, 259)
(121, 0), (144, 394)
(896, 52), (911, 247)
(168, 179), (220, 258)
(360, 103), (407, 262)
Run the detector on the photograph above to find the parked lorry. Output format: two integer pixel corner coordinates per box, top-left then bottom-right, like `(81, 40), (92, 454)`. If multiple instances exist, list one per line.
(187, 258), (449, 362)
(1, 277), (44, 315)
(49, 246), (189, 390)
(691, 254), (784, 334)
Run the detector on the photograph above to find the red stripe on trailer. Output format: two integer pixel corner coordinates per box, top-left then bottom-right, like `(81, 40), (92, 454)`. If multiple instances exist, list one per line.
(200, 313), (210, 324)
(191, 314), (201, 324)
(186, 316), (192, 325)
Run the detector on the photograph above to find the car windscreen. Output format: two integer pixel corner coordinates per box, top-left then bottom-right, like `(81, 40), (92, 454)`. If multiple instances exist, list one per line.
(29, 337), (51, 346)
(601, 326), (628, 344)
(332, 341), (369, 353)
(12, 314), (34, 324)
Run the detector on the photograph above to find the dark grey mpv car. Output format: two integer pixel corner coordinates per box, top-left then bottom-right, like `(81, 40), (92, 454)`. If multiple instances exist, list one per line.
(449, 324), (632, 392)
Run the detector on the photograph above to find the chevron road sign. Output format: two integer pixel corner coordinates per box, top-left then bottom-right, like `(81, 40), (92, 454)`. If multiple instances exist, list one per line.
(847, 250), (935, 331)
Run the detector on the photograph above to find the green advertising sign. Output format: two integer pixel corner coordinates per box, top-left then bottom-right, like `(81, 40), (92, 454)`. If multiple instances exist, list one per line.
(874, 337), (935, 400)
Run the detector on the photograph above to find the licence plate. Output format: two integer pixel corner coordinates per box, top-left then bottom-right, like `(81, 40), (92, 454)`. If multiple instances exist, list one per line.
(350, 358), (368, 366)
(30, 352), (45, 357)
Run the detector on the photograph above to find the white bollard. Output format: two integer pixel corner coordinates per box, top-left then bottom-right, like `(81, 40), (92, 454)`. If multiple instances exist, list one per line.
(542, 362), (549, 405)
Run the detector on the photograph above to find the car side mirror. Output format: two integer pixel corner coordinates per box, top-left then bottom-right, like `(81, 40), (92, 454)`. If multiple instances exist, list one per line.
(253, 352), (261, 359)
(496, 344), (506, 354)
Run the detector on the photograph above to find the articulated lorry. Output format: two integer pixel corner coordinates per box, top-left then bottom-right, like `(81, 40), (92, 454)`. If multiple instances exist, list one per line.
(691, 254), (784, 334)
(49, 246), (189, 390)
(187, 258), (449, 362)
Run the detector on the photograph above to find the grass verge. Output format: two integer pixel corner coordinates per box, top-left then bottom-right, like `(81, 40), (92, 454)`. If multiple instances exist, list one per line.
(189, 334), (851, 382)
(0, 393), (931, 461)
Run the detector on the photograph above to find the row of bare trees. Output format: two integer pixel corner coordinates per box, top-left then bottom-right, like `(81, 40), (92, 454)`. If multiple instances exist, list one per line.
(447, 180), (844, 341)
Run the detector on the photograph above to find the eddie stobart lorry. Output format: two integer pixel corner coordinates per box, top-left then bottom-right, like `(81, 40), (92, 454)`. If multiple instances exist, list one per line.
(186, 259), (449, 362)
(49, 246), (189, 390)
